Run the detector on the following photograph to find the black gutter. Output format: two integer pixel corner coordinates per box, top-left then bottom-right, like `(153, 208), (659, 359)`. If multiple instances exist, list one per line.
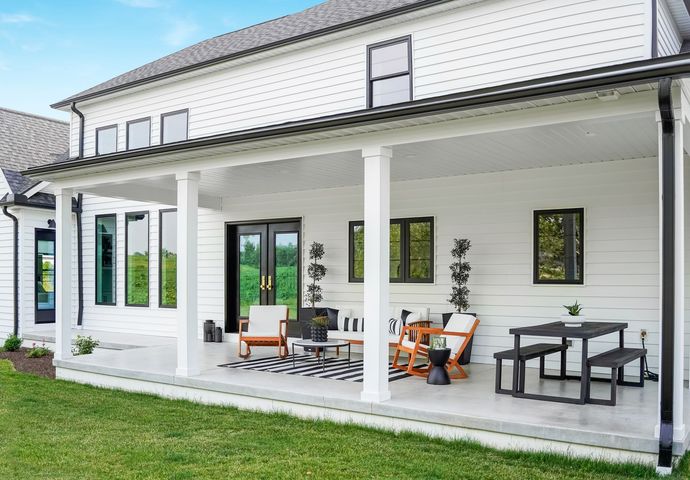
(652, 0), (659, 58)
(70, 102), (85, 159)
(657, 77), (675, 470)
(51, 0), (448, 109)
(27, 53), (690, 177)
(73, 194), (84, 327)
(2, 206), (19, 336)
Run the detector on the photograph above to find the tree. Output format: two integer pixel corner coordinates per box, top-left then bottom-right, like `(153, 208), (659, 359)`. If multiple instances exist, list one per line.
(305, 242), (327, 308)
(448, 238), (471, 313)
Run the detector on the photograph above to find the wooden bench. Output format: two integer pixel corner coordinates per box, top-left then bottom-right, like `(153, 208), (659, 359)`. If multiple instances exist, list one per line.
(585, 347), (646, 406)
(494, 343), (568, 395)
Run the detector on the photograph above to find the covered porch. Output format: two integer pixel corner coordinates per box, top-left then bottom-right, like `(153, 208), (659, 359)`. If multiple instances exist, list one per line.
(28, 68), (690, 468)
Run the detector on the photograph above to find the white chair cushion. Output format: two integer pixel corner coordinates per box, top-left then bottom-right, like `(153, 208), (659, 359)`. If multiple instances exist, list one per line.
(442, 313), (476, 354)
(247, 305), (287, 336)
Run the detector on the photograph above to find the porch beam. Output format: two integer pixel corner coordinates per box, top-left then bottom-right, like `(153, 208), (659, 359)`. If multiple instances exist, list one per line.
(361, 146), (392, 403)
(175, 171), (200, 377)
(55, 188), (73, 361)
(47, 91), (659, 189)
(82, 183), (222, 210)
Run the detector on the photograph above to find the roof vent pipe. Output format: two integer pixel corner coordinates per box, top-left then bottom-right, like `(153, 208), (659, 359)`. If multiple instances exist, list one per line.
(70, 102), (85, 159)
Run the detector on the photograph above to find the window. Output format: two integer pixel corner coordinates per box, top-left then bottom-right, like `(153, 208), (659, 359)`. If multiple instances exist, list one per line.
(349, 217), (433, 283)
(367, 36), (412, 108)
(126, 117), (151, 149)
(95, 215), (116, 305)
(159, 209), (177, 308)
(533, 208), (584, 285)
(161, 110), (188, 144)
(95, 125), (117, 155)
(125, 211), (149, 306)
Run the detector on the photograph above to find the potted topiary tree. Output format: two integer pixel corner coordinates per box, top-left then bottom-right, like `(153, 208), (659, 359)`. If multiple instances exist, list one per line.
(443, 238), (475, 364)
(303, 242), (328, 342)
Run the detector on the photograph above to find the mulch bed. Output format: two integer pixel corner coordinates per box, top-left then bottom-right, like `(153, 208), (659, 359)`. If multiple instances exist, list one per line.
(0, 348), (55, 379)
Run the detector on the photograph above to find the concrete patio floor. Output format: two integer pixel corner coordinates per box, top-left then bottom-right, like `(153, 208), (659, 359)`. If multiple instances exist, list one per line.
(53, 340), (690, 465)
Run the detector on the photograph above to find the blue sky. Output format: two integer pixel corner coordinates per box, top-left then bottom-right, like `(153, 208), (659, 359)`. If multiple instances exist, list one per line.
(0, 0), (322, 120)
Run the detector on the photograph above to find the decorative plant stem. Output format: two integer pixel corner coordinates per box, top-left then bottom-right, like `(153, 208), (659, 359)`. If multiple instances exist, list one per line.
(448, 238), (471, 313)
(305, 242), (327, 309)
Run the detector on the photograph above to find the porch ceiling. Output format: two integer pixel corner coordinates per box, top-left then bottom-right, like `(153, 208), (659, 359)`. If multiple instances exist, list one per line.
(123, 112), (658, 200)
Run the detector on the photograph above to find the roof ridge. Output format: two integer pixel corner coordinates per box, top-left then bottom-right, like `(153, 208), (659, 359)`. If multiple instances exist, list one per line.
(0, 106), (68, 125)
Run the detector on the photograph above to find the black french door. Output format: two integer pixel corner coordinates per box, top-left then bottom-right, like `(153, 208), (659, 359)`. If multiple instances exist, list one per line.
(35, 229), (56, 324)
(226, 221), (300, 333)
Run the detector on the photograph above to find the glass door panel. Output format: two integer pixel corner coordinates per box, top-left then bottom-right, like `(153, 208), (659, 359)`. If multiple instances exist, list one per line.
(35, 229), (56, 323)
(238, 233), (263, 317)
(272, 232), (298, 320)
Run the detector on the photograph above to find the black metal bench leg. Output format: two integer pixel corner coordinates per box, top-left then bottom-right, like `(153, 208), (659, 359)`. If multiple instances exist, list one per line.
(610, 368), (617, 406)
(495, 359), (502, 394)
(519, 360), (526, 393)
(639, 356), (645, 387)
(585, 365), (592, 402)
(539, 356), (545, 379)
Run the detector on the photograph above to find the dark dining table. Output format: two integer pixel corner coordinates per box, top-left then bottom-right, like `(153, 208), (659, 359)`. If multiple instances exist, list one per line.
(508, 321), (628, 404)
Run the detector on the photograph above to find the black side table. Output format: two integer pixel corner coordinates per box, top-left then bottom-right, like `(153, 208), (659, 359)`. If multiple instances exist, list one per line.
(427, 348), (451, 385)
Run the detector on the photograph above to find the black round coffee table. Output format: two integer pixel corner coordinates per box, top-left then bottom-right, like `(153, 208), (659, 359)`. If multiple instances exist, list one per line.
(427, 348), (451, 385)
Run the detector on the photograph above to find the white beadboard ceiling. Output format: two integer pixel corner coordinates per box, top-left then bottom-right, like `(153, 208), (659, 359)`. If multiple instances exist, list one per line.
(667, 0), (690, 38)
(124, 112), (660, 200)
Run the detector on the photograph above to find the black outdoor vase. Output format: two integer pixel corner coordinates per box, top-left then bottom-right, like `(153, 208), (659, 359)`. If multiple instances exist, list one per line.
(427, 348), (451, 385)
(311, 325), (328, 343)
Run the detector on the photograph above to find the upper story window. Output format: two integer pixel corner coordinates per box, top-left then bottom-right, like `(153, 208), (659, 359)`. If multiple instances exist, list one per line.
(127, 117), (151, 150)
(95, 125), (117, 155)
(533, 208), (584, 285)
(349, 216), (433, 283)
(161, 109), (188, 144)
(367, 36), (412, 108)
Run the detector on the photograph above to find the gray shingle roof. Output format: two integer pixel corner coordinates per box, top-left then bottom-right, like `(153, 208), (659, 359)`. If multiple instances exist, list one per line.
(54, 0), (438, 107)
(2, 168), (38, 194)
(0, 107), (69, 172)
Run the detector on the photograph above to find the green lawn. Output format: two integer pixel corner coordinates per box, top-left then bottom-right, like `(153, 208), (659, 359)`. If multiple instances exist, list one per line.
(0, 361), (687, 479)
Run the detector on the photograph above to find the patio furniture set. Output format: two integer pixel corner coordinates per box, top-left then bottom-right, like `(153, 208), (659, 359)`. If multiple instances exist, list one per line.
(237, 306), (647, 405)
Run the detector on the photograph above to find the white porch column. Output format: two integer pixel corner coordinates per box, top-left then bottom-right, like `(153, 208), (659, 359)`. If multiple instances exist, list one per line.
(175, 171), (200, 377)
(54, 188), (73, 360)
(361, 146), (392, 403)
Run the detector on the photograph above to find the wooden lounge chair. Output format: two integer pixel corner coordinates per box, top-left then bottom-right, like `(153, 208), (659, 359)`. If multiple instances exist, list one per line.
(392, 313), (479, 379)
(239, 305), (289, 359)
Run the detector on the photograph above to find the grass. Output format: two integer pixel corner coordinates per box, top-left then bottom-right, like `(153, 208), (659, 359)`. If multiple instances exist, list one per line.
(0, 360), (687, 479)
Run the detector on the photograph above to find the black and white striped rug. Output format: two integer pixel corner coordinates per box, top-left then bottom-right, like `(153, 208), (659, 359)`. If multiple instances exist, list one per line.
(218, 354), (417, 382)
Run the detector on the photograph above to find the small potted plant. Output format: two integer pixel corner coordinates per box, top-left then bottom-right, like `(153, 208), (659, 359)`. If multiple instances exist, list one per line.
(561, 300), (585, 327)
(310, 315), (329, 343)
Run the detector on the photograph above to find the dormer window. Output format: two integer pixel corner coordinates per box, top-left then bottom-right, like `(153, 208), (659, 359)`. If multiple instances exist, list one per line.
(161, 109), (188, 144)
(367, 36), (412, 108)
(95, 125), (117, 155)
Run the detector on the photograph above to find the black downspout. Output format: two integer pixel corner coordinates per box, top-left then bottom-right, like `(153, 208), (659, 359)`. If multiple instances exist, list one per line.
(657, 77), (675, 470)
(73, 194), (84, 327)
(2, 207), (19, 336)
(70, 102), (84, 159)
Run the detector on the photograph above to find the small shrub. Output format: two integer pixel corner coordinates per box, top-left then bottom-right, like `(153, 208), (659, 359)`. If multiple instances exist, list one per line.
(26, 342), (51, 358)
(3, 334), (22, 352)
(72, 335), (99, 356)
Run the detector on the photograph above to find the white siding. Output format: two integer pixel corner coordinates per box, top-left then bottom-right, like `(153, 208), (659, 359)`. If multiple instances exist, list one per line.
(73, 0), (649, 157)
(658, 0), (683, 56)
(190, 158), (662, 373)
(80, 195), (177, 335)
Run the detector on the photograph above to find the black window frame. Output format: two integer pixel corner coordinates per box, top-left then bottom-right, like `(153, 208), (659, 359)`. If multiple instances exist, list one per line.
(366, 35), (413, 109)
(95, 214), (117, 306)
(533, 208), (585, 285)
(348, 216), (434, 284)
(160, 109), (189, 144)
(158, 208), (177, 309)
(126, 117), (151, 150)
(95, 124), (118, 156)
(125, 210), (150, 307)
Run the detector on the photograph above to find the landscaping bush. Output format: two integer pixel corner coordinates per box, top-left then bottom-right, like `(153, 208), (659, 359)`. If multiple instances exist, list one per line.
(3, 334), (22, 352)
(72, 335), (99, 356)
(26, 343), (52, 358)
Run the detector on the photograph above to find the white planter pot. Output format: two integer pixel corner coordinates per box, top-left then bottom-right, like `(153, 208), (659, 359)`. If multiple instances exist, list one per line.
(561, 314), (585, 326)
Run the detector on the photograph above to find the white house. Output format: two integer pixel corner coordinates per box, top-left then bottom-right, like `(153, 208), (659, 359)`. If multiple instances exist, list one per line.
(14, 0), (690, 471)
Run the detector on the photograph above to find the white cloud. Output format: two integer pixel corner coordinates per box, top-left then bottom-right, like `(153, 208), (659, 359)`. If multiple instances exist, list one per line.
(0, 13), (38, 24)
(163, 18), (198, 47)
(116, 0), (164, 8)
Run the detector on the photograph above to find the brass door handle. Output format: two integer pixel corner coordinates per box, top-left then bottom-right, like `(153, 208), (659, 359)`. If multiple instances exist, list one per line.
(260, 275), (266, 291)
(267, 275), (273, 291)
